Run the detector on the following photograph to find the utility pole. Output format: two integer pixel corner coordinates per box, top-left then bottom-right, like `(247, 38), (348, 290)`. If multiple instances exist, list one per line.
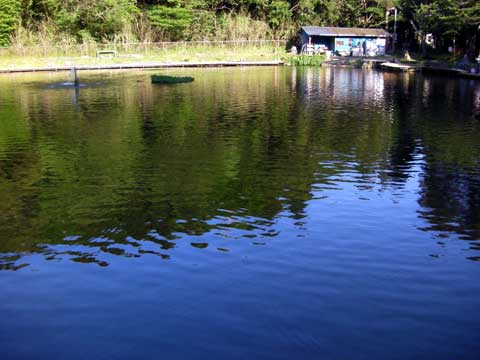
(386, 7), (398, 54)
(477, 25), (480, 64)
(393, 7), (397, 54)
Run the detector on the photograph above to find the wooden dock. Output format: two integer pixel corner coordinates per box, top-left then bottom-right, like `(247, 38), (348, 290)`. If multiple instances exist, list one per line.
(0, 60), (284, 74)
(324, 56), (391, 68)
(380, 62), (419, 72)
(422, 66), (480, 80)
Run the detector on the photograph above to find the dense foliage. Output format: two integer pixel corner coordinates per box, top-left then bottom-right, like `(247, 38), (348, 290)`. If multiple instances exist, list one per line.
(0, 0), (478, 56)
(400, 0), (480, 55)
(0, 0), (21, 46)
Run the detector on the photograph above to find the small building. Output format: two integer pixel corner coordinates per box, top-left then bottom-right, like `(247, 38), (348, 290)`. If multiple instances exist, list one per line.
(300, 26), (390, 56)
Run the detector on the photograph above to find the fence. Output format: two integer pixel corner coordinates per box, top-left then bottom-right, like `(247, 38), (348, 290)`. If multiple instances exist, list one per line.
(0, 40), (288, 58)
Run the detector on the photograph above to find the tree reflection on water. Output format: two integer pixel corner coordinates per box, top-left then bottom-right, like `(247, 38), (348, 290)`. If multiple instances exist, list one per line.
(0, 67), (479, 269)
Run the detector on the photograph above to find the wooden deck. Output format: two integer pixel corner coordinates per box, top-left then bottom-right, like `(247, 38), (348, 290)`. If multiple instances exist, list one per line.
(324, 56), (391, 67)
(422, 66), (480, 80)
(0, 60), (284, 74)
(381, 62), (480, 80)
(380, 62), (420, 72)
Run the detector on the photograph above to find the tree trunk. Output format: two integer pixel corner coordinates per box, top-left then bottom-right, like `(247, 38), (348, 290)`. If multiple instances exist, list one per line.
(468, 33), (477, 58)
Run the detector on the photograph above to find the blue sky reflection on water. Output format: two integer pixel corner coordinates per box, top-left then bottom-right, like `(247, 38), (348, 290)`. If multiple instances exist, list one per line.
(0, 67), (479, 359)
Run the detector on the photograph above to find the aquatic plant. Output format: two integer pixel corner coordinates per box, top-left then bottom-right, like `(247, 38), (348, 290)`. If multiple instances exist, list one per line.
(151, 74), (194, 84)
(284, 55), (325, 67)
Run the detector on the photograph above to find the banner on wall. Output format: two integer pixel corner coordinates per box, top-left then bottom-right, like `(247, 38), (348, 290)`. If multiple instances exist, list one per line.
(334, 37), (386, 56)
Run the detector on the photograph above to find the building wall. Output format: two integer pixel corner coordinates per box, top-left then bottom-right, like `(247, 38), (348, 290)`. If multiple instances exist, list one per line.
(300, 31), (334, 52)
(300, 30), (387, 55)
(334, 37), (386, 56)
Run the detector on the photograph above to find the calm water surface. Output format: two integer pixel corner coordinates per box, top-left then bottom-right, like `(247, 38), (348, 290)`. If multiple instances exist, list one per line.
(1, 67), (479, 359)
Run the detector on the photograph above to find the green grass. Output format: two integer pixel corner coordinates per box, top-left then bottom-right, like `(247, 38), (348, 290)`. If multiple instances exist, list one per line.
(393, 51), (467, 67)
(399, 59), (418, 64)
(0, 44), (286, 69)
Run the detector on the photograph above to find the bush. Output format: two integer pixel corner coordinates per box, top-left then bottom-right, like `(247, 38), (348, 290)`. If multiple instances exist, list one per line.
(147, 6), (194, 41)
(284, 54), (325, 66)
(0, 0), (21, 46)
(53, 0), (139, 41)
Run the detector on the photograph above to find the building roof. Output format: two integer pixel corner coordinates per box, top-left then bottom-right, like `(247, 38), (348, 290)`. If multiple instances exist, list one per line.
(301, 26), (389, 38)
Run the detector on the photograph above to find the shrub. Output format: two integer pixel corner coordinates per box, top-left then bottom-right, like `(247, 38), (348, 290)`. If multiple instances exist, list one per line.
(147, 5), (194, 41)
(0, 0), (21, 47)
(53, 0), (139, 41)
(285, 54), (325, 66)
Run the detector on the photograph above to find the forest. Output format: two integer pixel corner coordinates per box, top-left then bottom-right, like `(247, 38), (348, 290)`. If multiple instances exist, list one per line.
(0, 1), (479, 57)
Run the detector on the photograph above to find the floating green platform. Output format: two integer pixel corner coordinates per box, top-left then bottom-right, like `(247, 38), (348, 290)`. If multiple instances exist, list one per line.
(151, 75), (194, 84)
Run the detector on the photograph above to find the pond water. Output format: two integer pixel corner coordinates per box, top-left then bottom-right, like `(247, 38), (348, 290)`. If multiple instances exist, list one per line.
(1, 67), (479, 359)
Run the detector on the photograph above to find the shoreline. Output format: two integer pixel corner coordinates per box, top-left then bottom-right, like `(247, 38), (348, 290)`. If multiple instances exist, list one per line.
(0, 60), (284, 74)
(1, 58), (478, 81)
(421, 66), (480, 80)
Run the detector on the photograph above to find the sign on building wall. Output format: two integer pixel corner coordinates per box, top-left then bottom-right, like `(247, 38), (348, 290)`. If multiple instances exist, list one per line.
(334, 37), (386, 56)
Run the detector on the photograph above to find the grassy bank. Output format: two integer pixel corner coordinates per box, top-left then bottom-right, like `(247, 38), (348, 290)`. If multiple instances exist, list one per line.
(283, 54), (325, 66)
(0, 41), (287, 69)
